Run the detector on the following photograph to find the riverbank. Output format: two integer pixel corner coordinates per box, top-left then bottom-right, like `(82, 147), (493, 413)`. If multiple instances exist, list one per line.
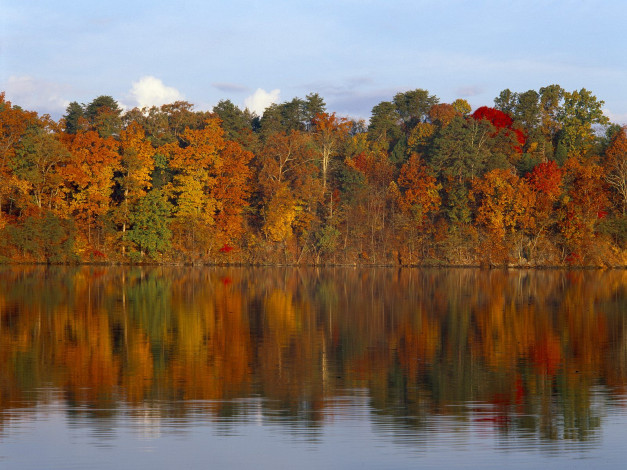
(1, 260), (625, 269)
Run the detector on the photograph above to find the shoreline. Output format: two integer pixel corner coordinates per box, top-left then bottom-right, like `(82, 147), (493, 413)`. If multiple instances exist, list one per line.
(1, 261), (625, 270)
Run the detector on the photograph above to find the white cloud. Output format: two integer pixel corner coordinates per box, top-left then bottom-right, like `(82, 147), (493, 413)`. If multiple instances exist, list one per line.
(212, 82), (249, 93)
(244, 88), (280, 116)
(603, 108), (627, 125)
(455, 85), (484, 98)
(2, 76), (71, 115)
(128, 76), (184, 109)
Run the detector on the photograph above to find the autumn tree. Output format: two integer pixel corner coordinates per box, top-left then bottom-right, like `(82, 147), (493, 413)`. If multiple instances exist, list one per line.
(164, 119), (225, 260)
(0, 93), (36, 226)
(526, 161), (563, 199)
(116, 122), (156, 255)
(11, 116), (70, 211)
(397, 154), (441, 217)
(126, 101), (210, 147)
(261, 184), (299, 245)
(212, 140), (253, 245)
(343, 139), (395, 262)
(559, 157), (610, 263)
(61, 129), (121, 252)
(604, 126), (627, 215)
(525, 161), (564, 261)
(257, 131), (314, 195)
(471, 106), (526, 158)
(122, 105), (171, 147)
(470, 169), (536, 263)
(406, 121), (436, 158)
(452, 99), (472, 116)
(428, 103), (460, 129)
(163, 117), (252, 260)
(311, 112), (351, 194)
(394, 154), (441, 262)
(256, 130), (319, 259)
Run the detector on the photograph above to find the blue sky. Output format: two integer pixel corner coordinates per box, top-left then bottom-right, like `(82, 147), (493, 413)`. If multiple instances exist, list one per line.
(2, 0), (626, 123)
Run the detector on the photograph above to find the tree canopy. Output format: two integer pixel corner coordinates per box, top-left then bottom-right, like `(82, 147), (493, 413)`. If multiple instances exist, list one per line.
(0, 86), (624, 266)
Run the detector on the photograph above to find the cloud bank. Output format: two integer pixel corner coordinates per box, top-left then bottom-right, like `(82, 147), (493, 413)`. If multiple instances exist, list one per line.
(604, 108), (627, 125)
(129, 76), (184, 109)
(212, 82), (249, 93)
(455, 85), (484, 98)
(244, 88), (280, 115)
(2, 76), (70, 115)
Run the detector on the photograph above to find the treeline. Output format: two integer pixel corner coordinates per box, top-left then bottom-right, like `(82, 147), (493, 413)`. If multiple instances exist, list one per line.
(0, 86), (625, 266)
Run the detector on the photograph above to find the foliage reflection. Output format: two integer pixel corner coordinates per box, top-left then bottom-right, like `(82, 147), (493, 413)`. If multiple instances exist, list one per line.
(0, 267), (625, 443)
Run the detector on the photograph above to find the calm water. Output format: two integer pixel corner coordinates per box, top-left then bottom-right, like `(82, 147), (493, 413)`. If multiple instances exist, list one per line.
(0, 266), (625, 469)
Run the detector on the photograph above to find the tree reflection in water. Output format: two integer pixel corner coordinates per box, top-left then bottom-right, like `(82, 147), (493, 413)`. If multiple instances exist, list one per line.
(0, 266), (625, 446)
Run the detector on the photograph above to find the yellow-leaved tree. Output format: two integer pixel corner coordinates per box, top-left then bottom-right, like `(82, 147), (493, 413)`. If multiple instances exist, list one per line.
(163, 118), (252, 261)
(117, 122), (155, 255)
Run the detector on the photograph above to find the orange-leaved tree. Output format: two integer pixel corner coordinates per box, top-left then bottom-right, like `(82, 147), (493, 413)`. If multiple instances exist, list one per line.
(344, 139), (395, 262)
(61, 129), (120, 254)
(397, 154), (441, 219)
(394, 154), (441, 263)
(525, 160), (564, 262)
(559, 157), (610, 263)
(470, 168), (536, 263)
(212, 140), (253, 247)
(604, 126), (627, 215)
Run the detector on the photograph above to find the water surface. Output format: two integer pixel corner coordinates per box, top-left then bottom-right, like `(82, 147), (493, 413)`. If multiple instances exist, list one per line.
(0, 267), (625, 469)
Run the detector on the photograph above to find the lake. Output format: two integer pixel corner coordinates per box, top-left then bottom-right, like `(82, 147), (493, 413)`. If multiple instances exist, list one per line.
(0, 266), (625, 469)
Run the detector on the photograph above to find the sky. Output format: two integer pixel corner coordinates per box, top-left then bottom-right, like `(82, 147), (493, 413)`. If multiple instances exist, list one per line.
(1, 0), (626, 123)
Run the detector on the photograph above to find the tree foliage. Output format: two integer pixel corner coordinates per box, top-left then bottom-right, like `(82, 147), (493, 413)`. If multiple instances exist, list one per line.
(0, 85), (624, 265)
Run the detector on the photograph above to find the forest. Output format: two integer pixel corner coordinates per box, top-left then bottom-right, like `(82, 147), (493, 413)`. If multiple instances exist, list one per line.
(0, 86), (625, 266)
